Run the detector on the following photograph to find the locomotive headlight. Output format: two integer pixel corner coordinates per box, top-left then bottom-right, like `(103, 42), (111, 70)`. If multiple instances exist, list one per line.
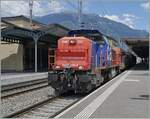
(55, 66), (60, 69)
(69, 39), (76, 45)
(78, 65), (83, 70)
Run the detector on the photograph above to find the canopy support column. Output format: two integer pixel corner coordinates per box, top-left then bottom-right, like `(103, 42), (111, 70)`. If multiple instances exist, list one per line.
(34, 36), (38, 72)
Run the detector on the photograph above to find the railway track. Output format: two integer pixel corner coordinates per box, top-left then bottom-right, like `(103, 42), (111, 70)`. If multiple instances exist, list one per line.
(2, 71), (124, 118)
(4, 94), (83, 118)
(1, 78), (48, 98)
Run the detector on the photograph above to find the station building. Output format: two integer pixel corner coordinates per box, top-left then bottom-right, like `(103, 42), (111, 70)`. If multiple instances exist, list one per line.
(1, 15), (70, 72)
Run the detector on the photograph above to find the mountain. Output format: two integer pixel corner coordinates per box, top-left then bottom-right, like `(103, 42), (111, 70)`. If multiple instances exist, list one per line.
(35, 13), (149, 39)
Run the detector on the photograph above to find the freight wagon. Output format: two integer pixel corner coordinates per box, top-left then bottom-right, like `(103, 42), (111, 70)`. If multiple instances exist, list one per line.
(48, 30), (136, 95)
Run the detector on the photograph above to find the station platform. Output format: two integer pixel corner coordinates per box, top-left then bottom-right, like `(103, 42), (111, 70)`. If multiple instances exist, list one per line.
(1, 72), (48, 86)
(55, 63), (149, 118)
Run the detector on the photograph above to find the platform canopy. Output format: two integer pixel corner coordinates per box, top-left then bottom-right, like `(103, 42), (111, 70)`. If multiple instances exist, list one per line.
(1, 17), (70, 46)
(37, 23), (70, 37)
(1, 20), (35, 43)
(122, 37), (149, 58)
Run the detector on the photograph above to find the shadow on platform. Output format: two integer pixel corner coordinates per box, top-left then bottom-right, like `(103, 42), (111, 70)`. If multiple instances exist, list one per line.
(130, 95), (149, 100)
(131, 63), (149, 70)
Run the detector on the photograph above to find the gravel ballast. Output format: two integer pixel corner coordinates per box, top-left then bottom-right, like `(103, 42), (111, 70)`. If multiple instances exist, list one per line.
(1, 86), (55, 117)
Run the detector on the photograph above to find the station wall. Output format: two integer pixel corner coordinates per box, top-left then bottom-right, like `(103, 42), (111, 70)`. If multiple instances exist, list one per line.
(0, 41), (23, 72)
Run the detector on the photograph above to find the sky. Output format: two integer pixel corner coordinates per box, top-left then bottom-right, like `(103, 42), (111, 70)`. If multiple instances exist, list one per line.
(1, 0), (150, 31)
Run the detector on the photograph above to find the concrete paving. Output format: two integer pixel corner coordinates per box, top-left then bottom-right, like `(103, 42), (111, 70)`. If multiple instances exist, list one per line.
(55, 63), (149, 118)
(1, 72), (48, 86)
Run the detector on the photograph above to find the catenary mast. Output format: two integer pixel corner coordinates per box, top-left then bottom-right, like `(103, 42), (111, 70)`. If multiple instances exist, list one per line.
(78, 0), (82, 29)
(29, 0), (33, 29)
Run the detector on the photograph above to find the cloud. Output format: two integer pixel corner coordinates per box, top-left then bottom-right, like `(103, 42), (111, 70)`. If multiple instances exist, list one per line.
(1, 1), (29, 17)
(122, 13), (139, 19)
(1, 0), (65, 17)
(101, 13), (139, 29)
(33, 1), (65, 16)
(141, 1), (150, 10)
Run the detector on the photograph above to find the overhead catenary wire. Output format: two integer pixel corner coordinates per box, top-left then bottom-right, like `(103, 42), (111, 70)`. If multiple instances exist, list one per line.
(65, 0), (78, 11)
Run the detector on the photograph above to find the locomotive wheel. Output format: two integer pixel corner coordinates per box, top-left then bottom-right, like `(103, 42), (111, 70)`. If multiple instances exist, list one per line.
(54, 89), (60, 96)
(112, 68), (116, 77)
(85, 82), (92, 93)
(117, 68), (121, 74)
(101, 76), (104, 84)
(108, 69), (112, 80)
(54, 85), (64, 96)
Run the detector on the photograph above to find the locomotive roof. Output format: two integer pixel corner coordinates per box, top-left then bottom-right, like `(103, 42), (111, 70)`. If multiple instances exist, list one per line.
(68, 29), (104, 42)
(68, 29), (119, 41)
(68, 29), (131, 53)
(68, 29), (120, 45)
(68, 29), (102, 37)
